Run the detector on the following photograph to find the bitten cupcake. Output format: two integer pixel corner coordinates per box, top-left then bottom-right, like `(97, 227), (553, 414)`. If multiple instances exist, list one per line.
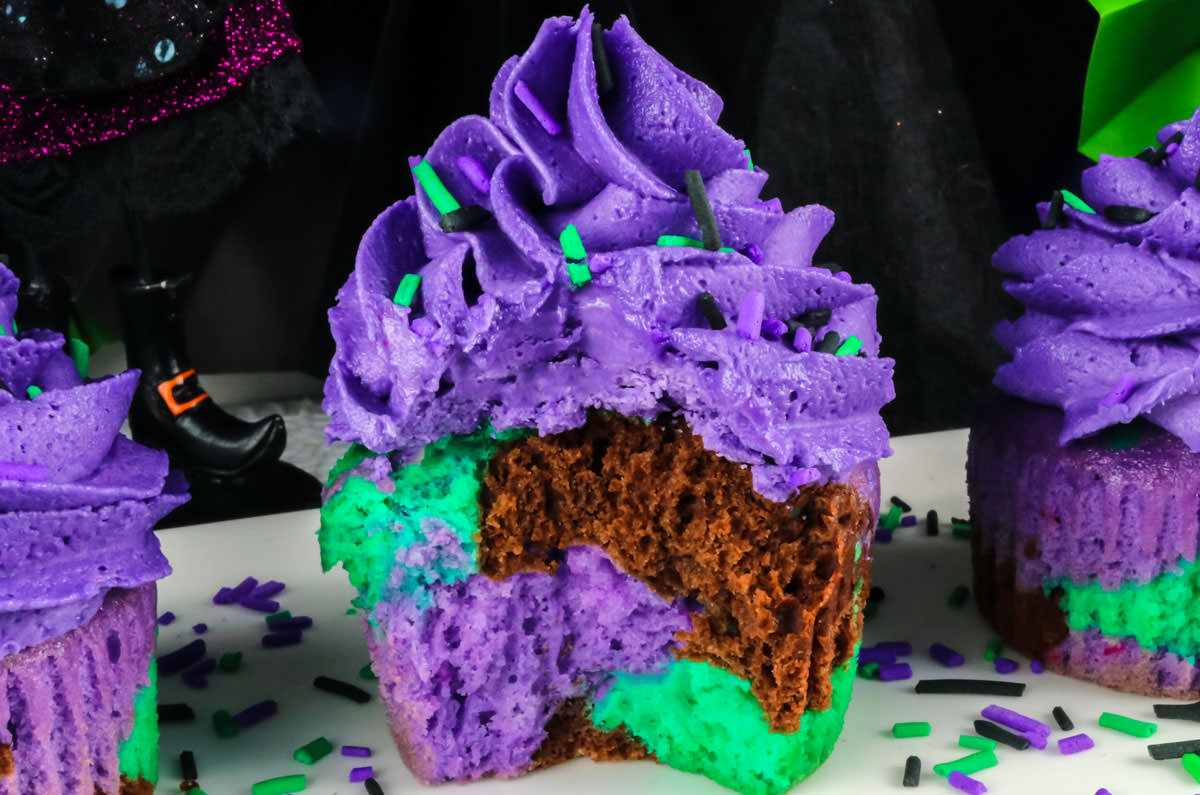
(0, 264), (188, 794)
(968, 106), (1200, 698)
(321, 8), (893, 794)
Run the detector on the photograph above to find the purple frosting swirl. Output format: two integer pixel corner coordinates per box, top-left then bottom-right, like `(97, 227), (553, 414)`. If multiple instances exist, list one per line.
(324, 8), (893, 500)
(0, 264), (187, 655)
(992, 106), (1200, 449)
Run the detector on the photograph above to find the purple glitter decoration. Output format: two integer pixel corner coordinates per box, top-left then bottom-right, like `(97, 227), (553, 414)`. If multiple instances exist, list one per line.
(1058, 733), (1095, 754)
(230, 577), (258, 600)
(745, 243), (765, 263)
(212, 587), (236, 605)
(192, 623), (208, 634)
(0, 0), (302, 163)
(349, 767), (374, 783)
(736, 291), (765, 340)
(948, 771), (987, 795)
(930, 643), (965, 667)
(761, 317), (787, 339)
(793, 326), (813, 352)
(1021, 730), (1048, 750)
(878, 662), (913, 681)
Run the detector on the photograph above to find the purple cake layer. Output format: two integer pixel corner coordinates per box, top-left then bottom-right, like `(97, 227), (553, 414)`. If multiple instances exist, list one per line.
(969, 392), (1200, 590)
(1045, 628), (1200, 700)
(365, 536), (691, 783)
(0, 584), (156, 795)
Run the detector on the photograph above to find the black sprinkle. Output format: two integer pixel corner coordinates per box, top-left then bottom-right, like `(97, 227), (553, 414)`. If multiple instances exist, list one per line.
(314, 675), (371, 704)
(1103, 205), (1156, 224)
(974, 719), (1032, 750)
(591, 22), (614, 94)
(699, 360), (719, 370)
(1165, 130), (1185, 148)
(926, 509), (939, 536)
(157, 639), (206, 677)
(795, 307), (833, 330)
(950, 516), (970, 527)
(862, 600), (879, 620)
(697, 292), (727, 330)
(1042, 189), (1064, 230)
(365, 778), (386, 795)
(684, 169), (722, 250)
(902, 755), (921, 787)
(157, 703), (195, 723)
(1148, 738), (1200, 760)
(438, 204), (492, 233)
(890, 495), (912, 512)
(1154, 700), (1200, 722)
(1136, 146), (1163, 164)
(180, 750), (198, 781)
(869, 586), (886, 603)
(815, 331), (841, 354)
(1052, 705), (1074, 731)
(914, 679), (1026, 697)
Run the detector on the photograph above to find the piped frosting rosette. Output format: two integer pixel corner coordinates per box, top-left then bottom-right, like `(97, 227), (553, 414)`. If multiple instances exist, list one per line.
(993, 106), (1200, 449)
(0, 265), (187, 657)
(325, 8), (894, 502)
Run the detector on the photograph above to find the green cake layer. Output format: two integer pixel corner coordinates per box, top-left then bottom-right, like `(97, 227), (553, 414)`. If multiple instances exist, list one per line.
(116, 659), (158, 786)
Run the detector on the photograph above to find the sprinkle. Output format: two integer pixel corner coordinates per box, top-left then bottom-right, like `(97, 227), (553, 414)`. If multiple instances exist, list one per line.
(959, 734), (997, 752)
(513, 79), (561, 135)
(294, 736), (334, 765)
(346, 608), (357, 615)
(876, 528), (893, 543)
(158, 640), (206, 676)
(745, 243), (764, 263)
(947, 771), (987, 794)
(951, 518), (972, 539)
(983, 636), (1002, 661)
(744, 148), (754, 170)
(795, 307), (833, 329)
(879, 663), (913, 682)
(1095, 790), (1112, 795)
(994, 657), (1018, 674)
(67, 338), (90, 378)
(456, 155), (491, 194)
(262, 630), (303, 648)
(158, 611), (176, 626)
(933, 749), (997, 778)
(814, 331), (841, 354)
(412, 159), (461, 214)
(591, 22), (614, 93)
(1102, 422), (1142, 451)
(392, 273), (421, 307)
(1148, 739), (1200, 760)
(1098, 711), (1156, 738)
(441, 202), (492, 234)
(926, 509), (939, 536)
(835, 335), (863, 356)
(901, 514), (918, 527)
(862, 601), (879, 620)
(890, 495), (912, 512)
(180, 750), (198, 781)
(981, 705), (1050, 737)
(342, 746), (372, 758)
(684, 169), (722, 250)
(365, 779), (385, 795)
(1021, 730), (1048, 750)
(240, 596), (281, 613)
(1099, 373), (1136, 407)
(350, 767), (374, 783)
(876, 641), (913, 656)
(212, 587), (236, 605)
(973, 719), (1031, 750)
(1058, 733), (1095, 754)
(359, 662), (377, 680)
(0, 462), (49, 482)
(736, 291), (765, 340)
(1042, 189), (1064, 229)
(1060, 189), (1095, 214)
(948, 585), (970, 608)
(902, 755), (921, 787)
(213, 710), (238, 738)
(860, 647), (897, 665)
(315, 675), (372, 704)
(559, 223), (587, 262)
(657, 234), (705, 248)
(761, 317), (787, 338)
(267, 616), (313, 632)
(1153, 701), (1200, 722)
(230, 577), (258, 600)
(792, 326), (813, 352)
(192, 623), (207, 635)
(182, 658), (217, 689)
(1184, 753), (1200, 783)
(695, 292), (726, 330)
(1103, 205), (1155, 224)
(879, 505), (902, 531)
(234, 699), (278, 729)
(858, 662), (880, 680)
(1052, 706), (1073, 730)
(251, 774), (307, 795)
(930, 643), (965, 668)
(265, 610), (292, 625)
(25, 385), (41, 399)
(869, 586), (886, 603)
(1030, 660), (1043, 674)
(915, 679), (1026, 697)
(834, 271), (852, 282)
(892, 721), (931, 738)
(158, 703), (195, 723)
(218, 652), (243, 674)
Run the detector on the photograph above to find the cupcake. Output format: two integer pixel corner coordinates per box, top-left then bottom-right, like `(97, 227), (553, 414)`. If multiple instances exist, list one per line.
(968, 106), (1200, 698)
(321, 8), (893, 794)
(0, 264), (188, 794)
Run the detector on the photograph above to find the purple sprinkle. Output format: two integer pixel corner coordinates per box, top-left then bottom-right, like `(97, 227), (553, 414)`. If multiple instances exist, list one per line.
(349, 767), (374, 784)
(341, 746), (372, 758)
(792, 326), (813, 352)
(251, 580), (286, 599)
(948, 771), (987, 795)
(875, 641), (913, 656)
(1058, 733), (1095, 755)
(858, 647), (898, 665)
(589, 252), (614, 274)
(736, 291), (765, 340)
(239, 596), (281, 614)
(456, 155), (491, 194)
(876, 528), (893, 543)
(233, 699), (278, 729)
(267, 616), (314, 632)
(878, 662), (913, 682)
(930, 643), (965, 668)
(981, 705), (1051, 737)
(192, 623), (207, 635)
(1166, 141), (1180, 155)
(900, 514), (918, 527)
(513, 79), (561, 135)
(262, 629), (303, 649)
(745, 243), (764, 264)
(761, 317), (787, 339)
(1021, 729), (1048, 750)
(834, 271), (853, 282)
(1095, 789), (1112, 795)
(212, 587), (236, 605)
(157, 640), (207, 676)
(1099, 372), (1136, 407)
(230, 577), (258, 600)
(158, 611), (176, 626)
(994, 657), (1018, 674)
(0, 461), (49, 482)
(1030, 660), (1044, 674)
(181, 658), (217, 690)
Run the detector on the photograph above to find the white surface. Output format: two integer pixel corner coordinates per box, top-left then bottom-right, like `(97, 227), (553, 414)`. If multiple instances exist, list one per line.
(155, 429), (1200, 794)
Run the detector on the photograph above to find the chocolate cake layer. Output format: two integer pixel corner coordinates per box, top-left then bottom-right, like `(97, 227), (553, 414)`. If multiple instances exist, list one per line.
(531, 698), (652, 769)
(479, 413), (874, 732)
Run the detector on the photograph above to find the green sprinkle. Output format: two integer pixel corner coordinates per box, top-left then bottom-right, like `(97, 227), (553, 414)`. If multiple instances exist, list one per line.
(1060, 189), (1096, 214)
(932, 749), (997, 778)
(412, 159), (461, 214)
(951, 519), (972, 539)
(293, 736), (334, 765)
(984, 636), (1003, 662)
(1102, 423), (1142, 451)
(878, 504), (902, 531)
(212, 709), (238, 738)
(1098, 711), (1157, 738)
(252, 774), (307, 795)
(25, 385), (41, 399)
(1183, 752), (1200, 783)
(892, 721), (931, 738)
(559, 224), (587, 262)
(265, 610), (292, 626)
(218, 652), (243, 674)
(744, 148), (754, 170)
(862, 600), (879, 620)
(858, 662), (880, 680)
(567, 260), (592, 288)
(360, 662), (378, 681)
(345, 608), (357, 616)
(393, 273), (422, 307)
(959, 734), (997, 751)
(67, 337), (90, 379)
(835, 335), (863, 357)
(655, 234), (734, 252)
(947, 585), (970, 608)
(0, 322), (6, 335)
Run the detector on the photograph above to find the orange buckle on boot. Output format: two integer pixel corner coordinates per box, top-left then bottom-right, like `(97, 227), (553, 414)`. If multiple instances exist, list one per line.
(157, 369), (210, 416)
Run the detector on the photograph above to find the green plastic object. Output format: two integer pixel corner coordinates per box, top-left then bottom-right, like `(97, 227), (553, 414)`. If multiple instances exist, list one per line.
(932, 749), (998, 778)
(1080, 0), (1200, 159)
(393, 273), (422, 307)
(294, 736), (335, 765)
(959, 734), (997, 751)
(744, 147), (754, 170)
(1098, 711), (1157, 737)
(892, 721), (932, 738)
(412, 159), (461, 214)
(252, 774), (307, 795)
(25, 385), (41, 399)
